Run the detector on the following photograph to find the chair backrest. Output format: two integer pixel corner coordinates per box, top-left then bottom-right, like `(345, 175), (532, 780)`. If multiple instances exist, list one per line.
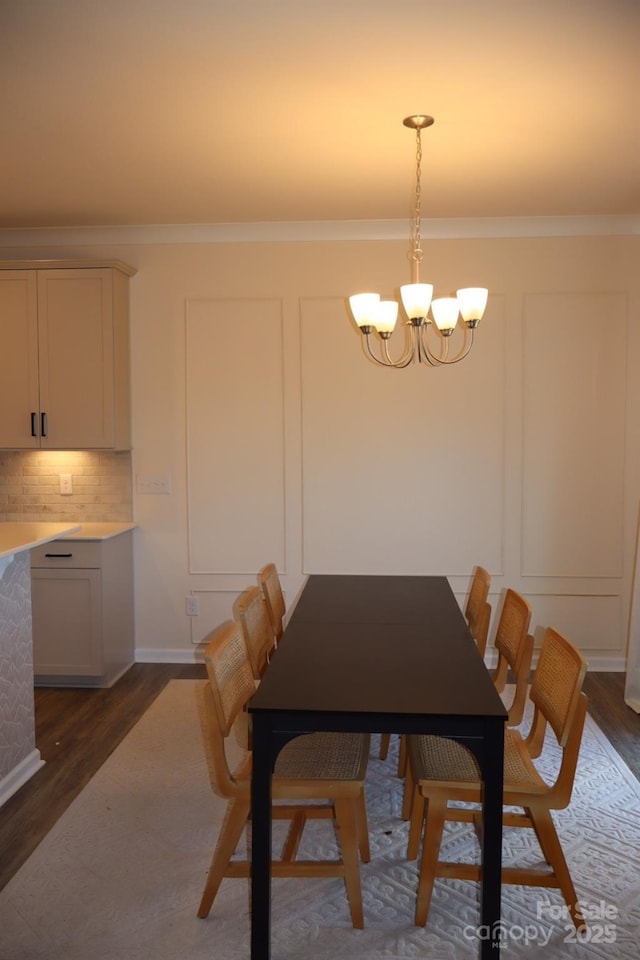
(492, 588), (533, 725)
(464, 566), (491, 658)
(236, 585), (275, 679)
(258, 562), (286, 643)
(525, 626), (588, 807)
(528, 626), (588, 750)
(203, 620), (255, 797)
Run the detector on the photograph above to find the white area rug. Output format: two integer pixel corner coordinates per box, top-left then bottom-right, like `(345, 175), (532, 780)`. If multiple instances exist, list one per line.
(1, 680), (639, 960)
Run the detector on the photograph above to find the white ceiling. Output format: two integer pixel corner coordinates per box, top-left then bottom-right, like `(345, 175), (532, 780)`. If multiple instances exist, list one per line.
(2, 0), (639, 231)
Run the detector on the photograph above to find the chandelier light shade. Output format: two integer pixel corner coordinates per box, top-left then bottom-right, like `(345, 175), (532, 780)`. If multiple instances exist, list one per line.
(349, 115), (488, 367)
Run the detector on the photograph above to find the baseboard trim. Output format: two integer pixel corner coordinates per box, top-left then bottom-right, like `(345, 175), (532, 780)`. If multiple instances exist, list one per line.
(135, 648), (204, 664)
(0, 750), (44, 808)
(479, 651), (625, 672)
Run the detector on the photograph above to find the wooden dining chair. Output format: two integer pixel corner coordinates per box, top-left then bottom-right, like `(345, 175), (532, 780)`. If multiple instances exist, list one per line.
(258, 562), (286, 645)
(197, 619), (371, 928)
(406, 626), (588, 931)
(235, 584), (276, 680)
(464, 565), (492, 659)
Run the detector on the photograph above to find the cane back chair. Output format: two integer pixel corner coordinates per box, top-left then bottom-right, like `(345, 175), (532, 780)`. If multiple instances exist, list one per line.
(197, 619), (371, 928)
(407, 626), (588, 931)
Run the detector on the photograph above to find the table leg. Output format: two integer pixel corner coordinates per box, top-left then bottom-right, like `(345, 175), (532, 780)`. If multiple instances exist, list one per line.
(250, 716), (272, 960)
(479, 719), (505, 959)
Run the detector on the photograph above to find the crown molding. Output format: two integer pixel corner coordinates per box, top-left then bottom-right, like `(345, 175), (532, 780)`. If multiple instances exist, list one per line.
(0, 215), (637, 247)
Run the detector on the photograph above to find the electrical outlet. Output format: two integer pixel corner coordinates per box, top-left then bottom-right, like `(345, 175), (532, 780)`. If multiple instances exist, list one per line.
(59, 474), (73, 495)
(137, 475), (172, 494)
(185, 595), (199, 616)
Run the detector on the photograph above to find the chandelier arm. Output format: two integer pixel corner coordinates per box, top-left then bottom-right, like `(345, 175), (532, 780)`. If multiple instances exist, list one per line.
(382, 324), (418, 368)
(421, 325), (476, 365)
(363, 334), (392, 367)
(416, 325), (442, 366)
(362, 331), (415, 368)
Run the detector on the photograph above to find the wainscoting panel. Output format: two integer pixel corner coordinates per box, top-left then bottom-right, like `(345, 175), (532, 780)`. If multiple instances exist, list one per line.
(521, 292), (627, 577)
(185, 299), (285, 574)
(186, 590), (244, 645)
(522, 592), (622, 653)
(300, 295), (507, 575)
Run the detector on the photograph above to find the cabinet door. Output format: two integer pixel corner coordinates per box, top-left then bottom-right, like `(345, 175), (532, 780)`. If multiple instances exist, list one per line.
(37, 269), (115, 448)
(31, 568), (103, 677)
(0, 271), (40, 447)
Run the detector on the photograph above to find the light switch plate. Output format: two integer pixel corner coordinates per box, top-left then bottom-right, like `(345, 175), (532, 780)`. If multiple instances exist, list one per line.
(137, 475), (172, 494)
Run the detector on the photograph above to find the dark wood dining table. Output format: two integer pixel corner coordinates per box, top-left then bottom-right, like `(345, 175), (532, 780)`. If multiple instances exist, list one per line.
(248, 574), (507, 960)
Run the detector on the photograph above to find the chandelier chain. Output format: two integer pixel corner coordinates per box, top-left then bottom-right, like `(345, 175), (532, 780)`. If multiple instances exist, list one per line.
(409, 127), (423, 267)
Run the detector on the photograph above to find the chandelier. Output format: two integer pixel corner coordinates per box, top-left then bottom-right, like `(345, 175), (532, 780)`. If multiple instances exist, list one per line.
(349, 115), (488, 368)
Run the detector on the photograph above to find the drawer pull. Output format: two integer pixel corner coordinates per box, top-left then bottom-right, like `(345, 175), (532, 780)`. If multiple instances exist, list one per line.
(41, 412), (48, 437)
(44, 552), (73, 558)
(31, 412), (38, 437)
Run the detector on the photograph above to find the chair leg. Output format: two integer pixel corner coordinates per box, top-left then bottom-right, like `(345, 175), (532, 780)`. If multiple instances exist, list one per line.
(402, 755), (416, 821)
(334, 797), (364, 929)
(406, 787), (425, 860)
(528, 806), (584, 930)
(379, 733), (391, 760)
(397, 734), (407, 777)
(197, 796), (250, 918)
(414, 796), (447, 926)
(355, 786), (371, 863)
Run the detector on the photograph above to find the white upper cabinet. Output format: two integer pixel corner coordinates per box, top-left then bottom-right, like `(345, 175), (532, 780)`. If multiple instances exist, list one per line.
(0, 260), (136, 450)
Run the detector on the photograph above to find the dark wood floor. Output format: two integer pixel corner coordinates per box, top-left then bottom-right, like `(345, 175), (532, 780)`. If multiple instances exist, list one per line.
(1, 667), (639, 893)
(0, 663), (206, 893)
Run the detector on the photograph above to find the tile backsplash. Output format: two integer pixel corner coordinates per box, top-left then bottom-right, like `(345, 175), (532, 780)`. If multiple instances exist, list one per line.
(0, 451), (133, 522)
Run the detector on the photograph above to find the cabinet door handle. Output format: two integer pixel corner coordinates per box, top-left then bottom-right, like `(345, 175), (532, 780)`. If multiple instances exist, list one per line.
(41, 412), (47, 437)
(31, 412), (38, 437)
(44, 552), (73, 558)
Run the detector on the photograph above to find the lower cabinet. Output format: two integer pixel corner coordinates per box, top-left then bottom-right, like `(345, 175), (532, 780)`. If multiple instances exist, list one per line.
(30, 532), (134, 688)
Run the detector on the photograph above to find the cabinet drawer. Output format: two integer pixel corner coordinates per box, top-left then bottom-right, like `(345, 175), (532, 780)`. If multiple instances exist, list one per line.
(31, 540), (102, 568)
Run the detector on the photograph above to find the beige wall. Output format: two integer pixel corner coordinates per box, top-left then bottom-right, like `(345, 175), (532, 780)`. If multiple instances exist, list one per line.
(1, 233), (638, 668)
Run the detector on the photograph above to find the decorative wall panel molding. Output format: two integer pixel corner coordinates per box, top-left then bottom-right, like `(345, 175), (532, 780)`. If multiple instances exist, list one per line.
(187, 589), (258, 645)
(521, 291), (627, 577)
(185, 299), (286, 574)
(300, 296), (507, 575)
(523, 592), (622, 652)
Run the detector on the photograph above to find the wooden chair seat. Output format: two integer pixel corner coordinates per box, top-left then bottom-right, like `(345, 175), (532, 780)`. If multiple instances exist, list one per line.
(408, 726), (549, 793)
(275, 731), (369, 782)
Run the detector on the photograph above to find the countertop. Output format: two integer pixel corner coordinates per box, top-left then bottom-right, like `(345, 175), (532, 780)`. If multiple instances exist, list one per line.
(55, 522), (137, 541)
(0, 522), (137, 560)
(0, 522), (82, 561)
